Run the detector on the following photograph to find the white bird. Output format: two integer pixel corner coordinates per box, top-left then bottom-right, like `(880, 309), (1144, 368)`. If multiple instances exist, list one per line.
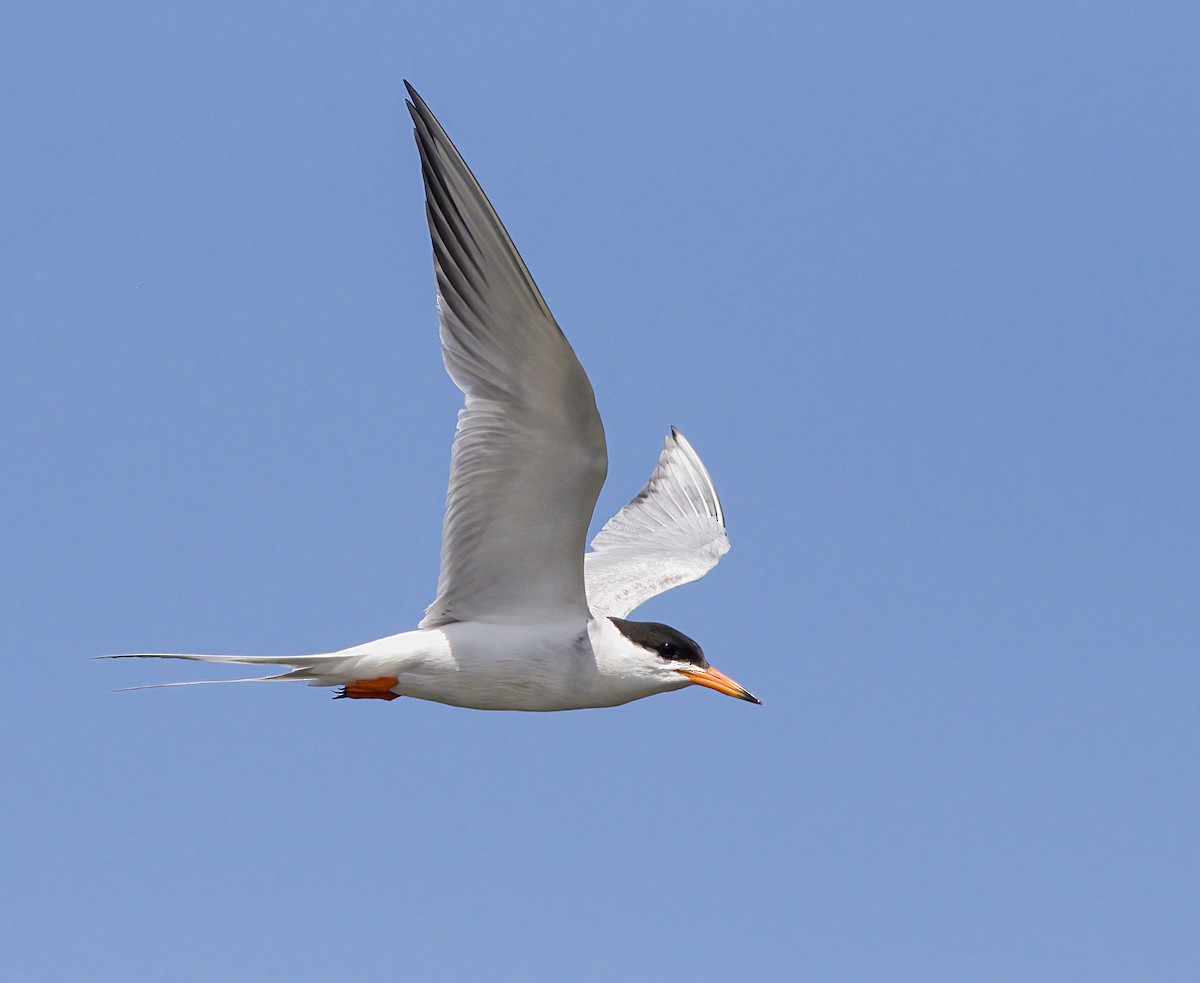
(110, 83), (759, 711)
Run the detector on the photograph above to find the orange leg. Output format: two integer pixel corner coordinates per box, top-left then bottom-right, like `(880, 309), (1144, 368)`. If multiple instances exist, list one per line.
(334, 676), (401, 701)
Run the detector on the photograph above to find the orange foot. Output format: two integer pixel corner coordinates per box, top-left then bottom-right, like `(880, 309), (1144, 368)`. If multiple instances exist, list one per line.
(334, 676), (401, 701)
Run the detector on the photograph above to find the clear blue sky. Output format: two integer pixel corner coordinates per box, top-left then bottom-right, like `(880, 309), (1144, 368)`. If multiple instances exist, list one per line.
(3, 3), (1197, 980)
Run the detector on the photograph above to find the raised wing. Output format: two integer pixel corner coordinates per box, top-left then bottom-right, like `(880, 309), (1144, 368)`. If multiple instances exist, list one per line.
(407, 84), (608, 628)
(584, 429), (729, 618)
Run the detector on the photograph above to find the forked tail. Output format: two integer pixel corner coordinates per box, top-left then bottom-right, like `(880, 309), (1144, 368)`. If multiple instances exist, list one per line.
(101, 651), (346, 692)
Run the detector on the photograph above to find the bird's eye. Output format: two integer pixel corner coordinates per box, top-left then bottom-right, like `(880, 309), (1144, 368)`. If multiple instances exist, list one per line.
(659, 642), (678, 658)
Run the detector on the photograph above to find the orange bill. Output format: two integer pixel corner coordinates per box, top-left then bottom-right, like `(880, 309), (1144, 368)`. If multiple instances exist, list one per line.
(677, 665), (761, 704)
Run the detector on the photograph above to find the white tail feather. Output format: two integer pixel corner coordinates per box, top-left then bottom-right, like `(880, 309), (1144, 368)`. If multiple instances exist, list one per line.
(101, 651), (350, 691)
(103, 652), (331, 667)
(115, 677), (305, 692)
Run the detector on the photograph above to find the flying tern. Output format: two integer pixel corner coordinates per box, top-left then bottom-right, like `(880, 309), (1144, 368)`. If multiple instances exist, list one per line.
(111, 83), (759, 711)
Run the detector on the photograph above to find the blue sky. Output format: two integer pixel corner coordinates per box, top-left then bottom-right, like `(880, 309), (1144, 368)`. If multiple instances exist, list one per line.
(3, 2), (1197, 980)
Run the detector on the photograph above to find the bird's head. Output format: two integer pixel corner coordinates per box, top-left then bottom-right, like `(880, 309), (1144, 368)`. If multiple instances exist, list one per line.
(608, 617), (760, 704)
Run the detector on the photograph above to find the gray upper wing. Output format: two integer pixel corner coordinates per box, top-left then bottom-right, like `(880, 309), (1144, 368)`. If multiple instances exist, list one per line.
(406, 84), (608, 628)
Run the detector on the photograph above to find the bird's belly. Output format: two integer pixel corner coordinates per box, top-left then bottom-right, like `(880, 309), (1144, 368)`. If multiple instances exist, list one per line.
(396, 661), (625, 712)
(388, 621), (635, 712)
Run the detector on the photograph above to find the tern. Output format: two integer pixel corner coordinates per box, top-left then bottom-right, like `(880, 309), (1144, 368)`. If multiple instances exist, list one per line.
(111, 83), (760, 711)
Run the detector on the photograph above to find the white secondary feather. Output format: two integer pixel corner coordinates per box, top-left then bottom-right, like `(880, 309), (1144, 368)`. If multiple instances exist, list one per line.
(407, 84), (608, 628)
(585, 428), (730, 619)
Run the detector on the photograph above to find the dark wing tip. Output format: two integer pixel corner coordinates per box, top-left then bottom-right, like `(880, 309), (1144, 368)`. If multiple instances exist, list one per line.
(404, 82), (441, 134)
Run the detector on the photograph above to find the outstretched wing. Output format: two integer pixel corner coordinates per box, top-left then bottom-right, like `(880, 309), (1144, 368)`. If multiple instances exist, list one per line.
(584, 429), (729, 618)
(406, 83), (608, 628)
